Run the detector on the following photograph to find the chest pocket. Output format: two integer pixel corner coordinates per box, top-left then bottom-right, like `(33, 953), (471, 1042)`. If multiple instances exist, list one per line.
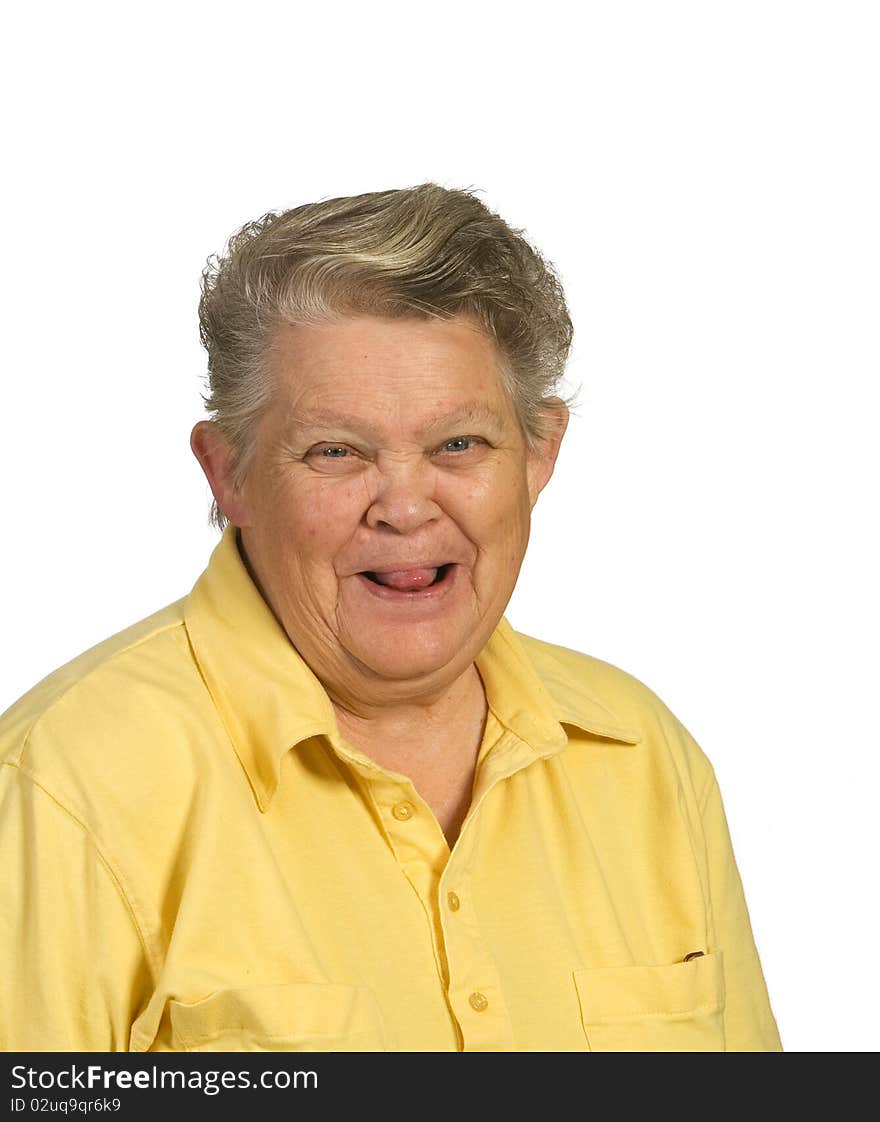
(168, 982), (387, 1052)
(574, 950), (726, 1052)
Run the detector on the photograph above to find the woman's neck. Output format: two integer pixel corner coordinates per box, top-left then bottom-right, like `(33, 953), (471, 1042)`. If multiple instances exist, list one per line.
(332, 662), (488, 772)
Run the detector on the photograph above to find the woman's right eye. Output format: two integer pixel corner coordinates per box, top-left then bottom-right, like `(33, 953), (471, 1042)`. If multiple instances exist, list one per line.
(303, 444), (362, 470)
(304, 444), (352, 459)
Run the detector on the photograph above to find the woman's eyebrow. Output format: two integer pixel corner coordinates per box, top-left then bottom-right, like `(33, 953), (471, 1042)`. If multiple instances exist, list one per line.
(287, 403), (507, 440)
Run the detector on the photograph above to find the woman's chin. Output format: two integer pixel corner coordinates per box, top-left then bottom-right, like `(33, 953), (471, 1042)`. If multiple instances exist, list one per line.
(348, 627), (469, 683)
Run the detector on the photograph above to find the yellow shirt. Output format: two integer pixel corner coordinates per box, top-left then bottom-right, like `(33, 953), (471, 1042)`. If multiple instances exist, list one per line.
(0, 526), (781, 1052)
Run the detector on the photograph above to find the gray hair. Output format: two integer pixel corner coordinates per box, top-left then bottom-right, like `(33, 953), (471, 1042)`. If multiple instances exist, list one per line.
(198, 182), (577, 530)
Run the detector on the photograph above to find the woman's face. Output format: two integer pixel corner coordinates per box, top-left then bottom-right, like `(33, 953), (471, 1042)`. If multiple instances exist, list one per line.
(209, 314), (567, 707)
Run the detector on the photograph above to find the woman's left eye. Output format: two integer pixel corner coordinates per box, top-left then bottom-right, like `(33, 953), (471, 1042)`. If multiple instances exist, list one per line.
(440, 436), (478, 454)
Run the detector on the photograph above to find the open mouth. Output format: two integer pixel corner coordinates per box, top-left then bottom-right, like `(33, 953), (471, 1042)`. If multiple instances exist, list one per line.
(360, 563), (454, 592)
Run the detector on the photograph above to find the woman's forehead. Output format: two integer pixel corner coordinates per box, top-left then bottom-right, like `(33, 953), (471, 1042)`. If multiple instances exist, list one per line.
(268, 315), (518, 435)
(270, 313), (502, 381)
(284, 401), (510, 442)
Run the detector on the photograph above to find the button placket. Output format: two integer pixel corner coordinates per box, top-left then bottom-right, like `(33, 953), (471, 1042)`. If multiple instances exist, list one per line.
(391, 800), (416, 821)
(439, 841), (516, 1050)
(354, 769), (446, 872)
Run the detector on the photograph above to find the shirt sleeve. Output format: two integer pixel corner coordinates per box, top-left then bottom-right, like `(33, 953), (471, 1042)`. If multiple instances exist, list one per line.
(699, 771), (783, 1051)
(0, 763), (154, 1051)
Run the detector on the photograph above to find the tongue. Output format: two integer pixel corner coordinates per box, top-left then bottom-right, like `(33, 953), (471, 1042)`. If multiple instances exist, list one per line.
(372, 567), (439, 591)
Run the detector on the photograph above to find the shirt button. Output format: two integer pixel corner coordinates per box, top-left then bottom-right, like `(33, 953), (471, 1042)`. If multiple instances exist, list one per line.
(468, 992), (489, 1013)
(391, 801), (416, 821)
(447, 891), (461, 912)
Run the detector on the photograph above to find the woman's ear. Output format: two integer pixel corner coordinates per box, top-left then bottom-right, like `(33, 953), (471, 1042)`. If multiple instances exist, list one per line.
(526, 399), (570, 507)
(190, 421), (253, 527)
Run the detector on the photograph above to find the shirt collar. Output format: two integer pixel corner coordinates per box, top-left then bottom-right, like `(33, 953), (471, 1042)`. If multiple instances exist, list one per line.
(184, 525), (640, 811)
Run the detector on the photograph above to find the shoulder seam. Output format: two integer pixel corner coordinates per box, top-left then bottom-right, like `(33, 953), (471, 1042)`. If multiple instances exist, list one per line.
(697, 766), (720, 815)
(1, 761), (162, 985)
(15, 616), (186, 745)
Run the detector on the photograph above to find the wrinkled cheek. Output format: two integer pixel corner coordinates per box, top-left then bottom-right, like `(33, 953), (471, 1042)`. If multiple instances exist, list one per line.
(280, 558), (339, 628)
(497, 492), (535, 567)
(304, 478), (372, 533)
(359, 473), (376, 510)
(457, 475), (514, 522)
(483, 480), (532, 536)
(468, 490), (532, 576)
(284, 486), (349, 544)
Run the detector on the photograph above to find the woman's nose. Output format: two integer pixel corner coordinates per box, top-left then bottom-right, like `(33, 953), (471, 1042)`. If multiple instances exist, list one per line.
(364, 455), (441, 533)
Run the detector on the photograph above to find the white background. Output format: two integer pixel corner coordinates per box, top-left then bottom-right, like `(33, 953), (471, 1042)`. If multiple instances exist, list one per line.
(2, 1), (878, 1052)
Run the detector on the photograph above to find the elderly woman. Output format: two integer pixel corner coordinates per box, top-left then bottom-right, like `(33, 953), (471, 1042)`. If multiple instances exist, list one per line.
(0, 184), (781, 1052)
